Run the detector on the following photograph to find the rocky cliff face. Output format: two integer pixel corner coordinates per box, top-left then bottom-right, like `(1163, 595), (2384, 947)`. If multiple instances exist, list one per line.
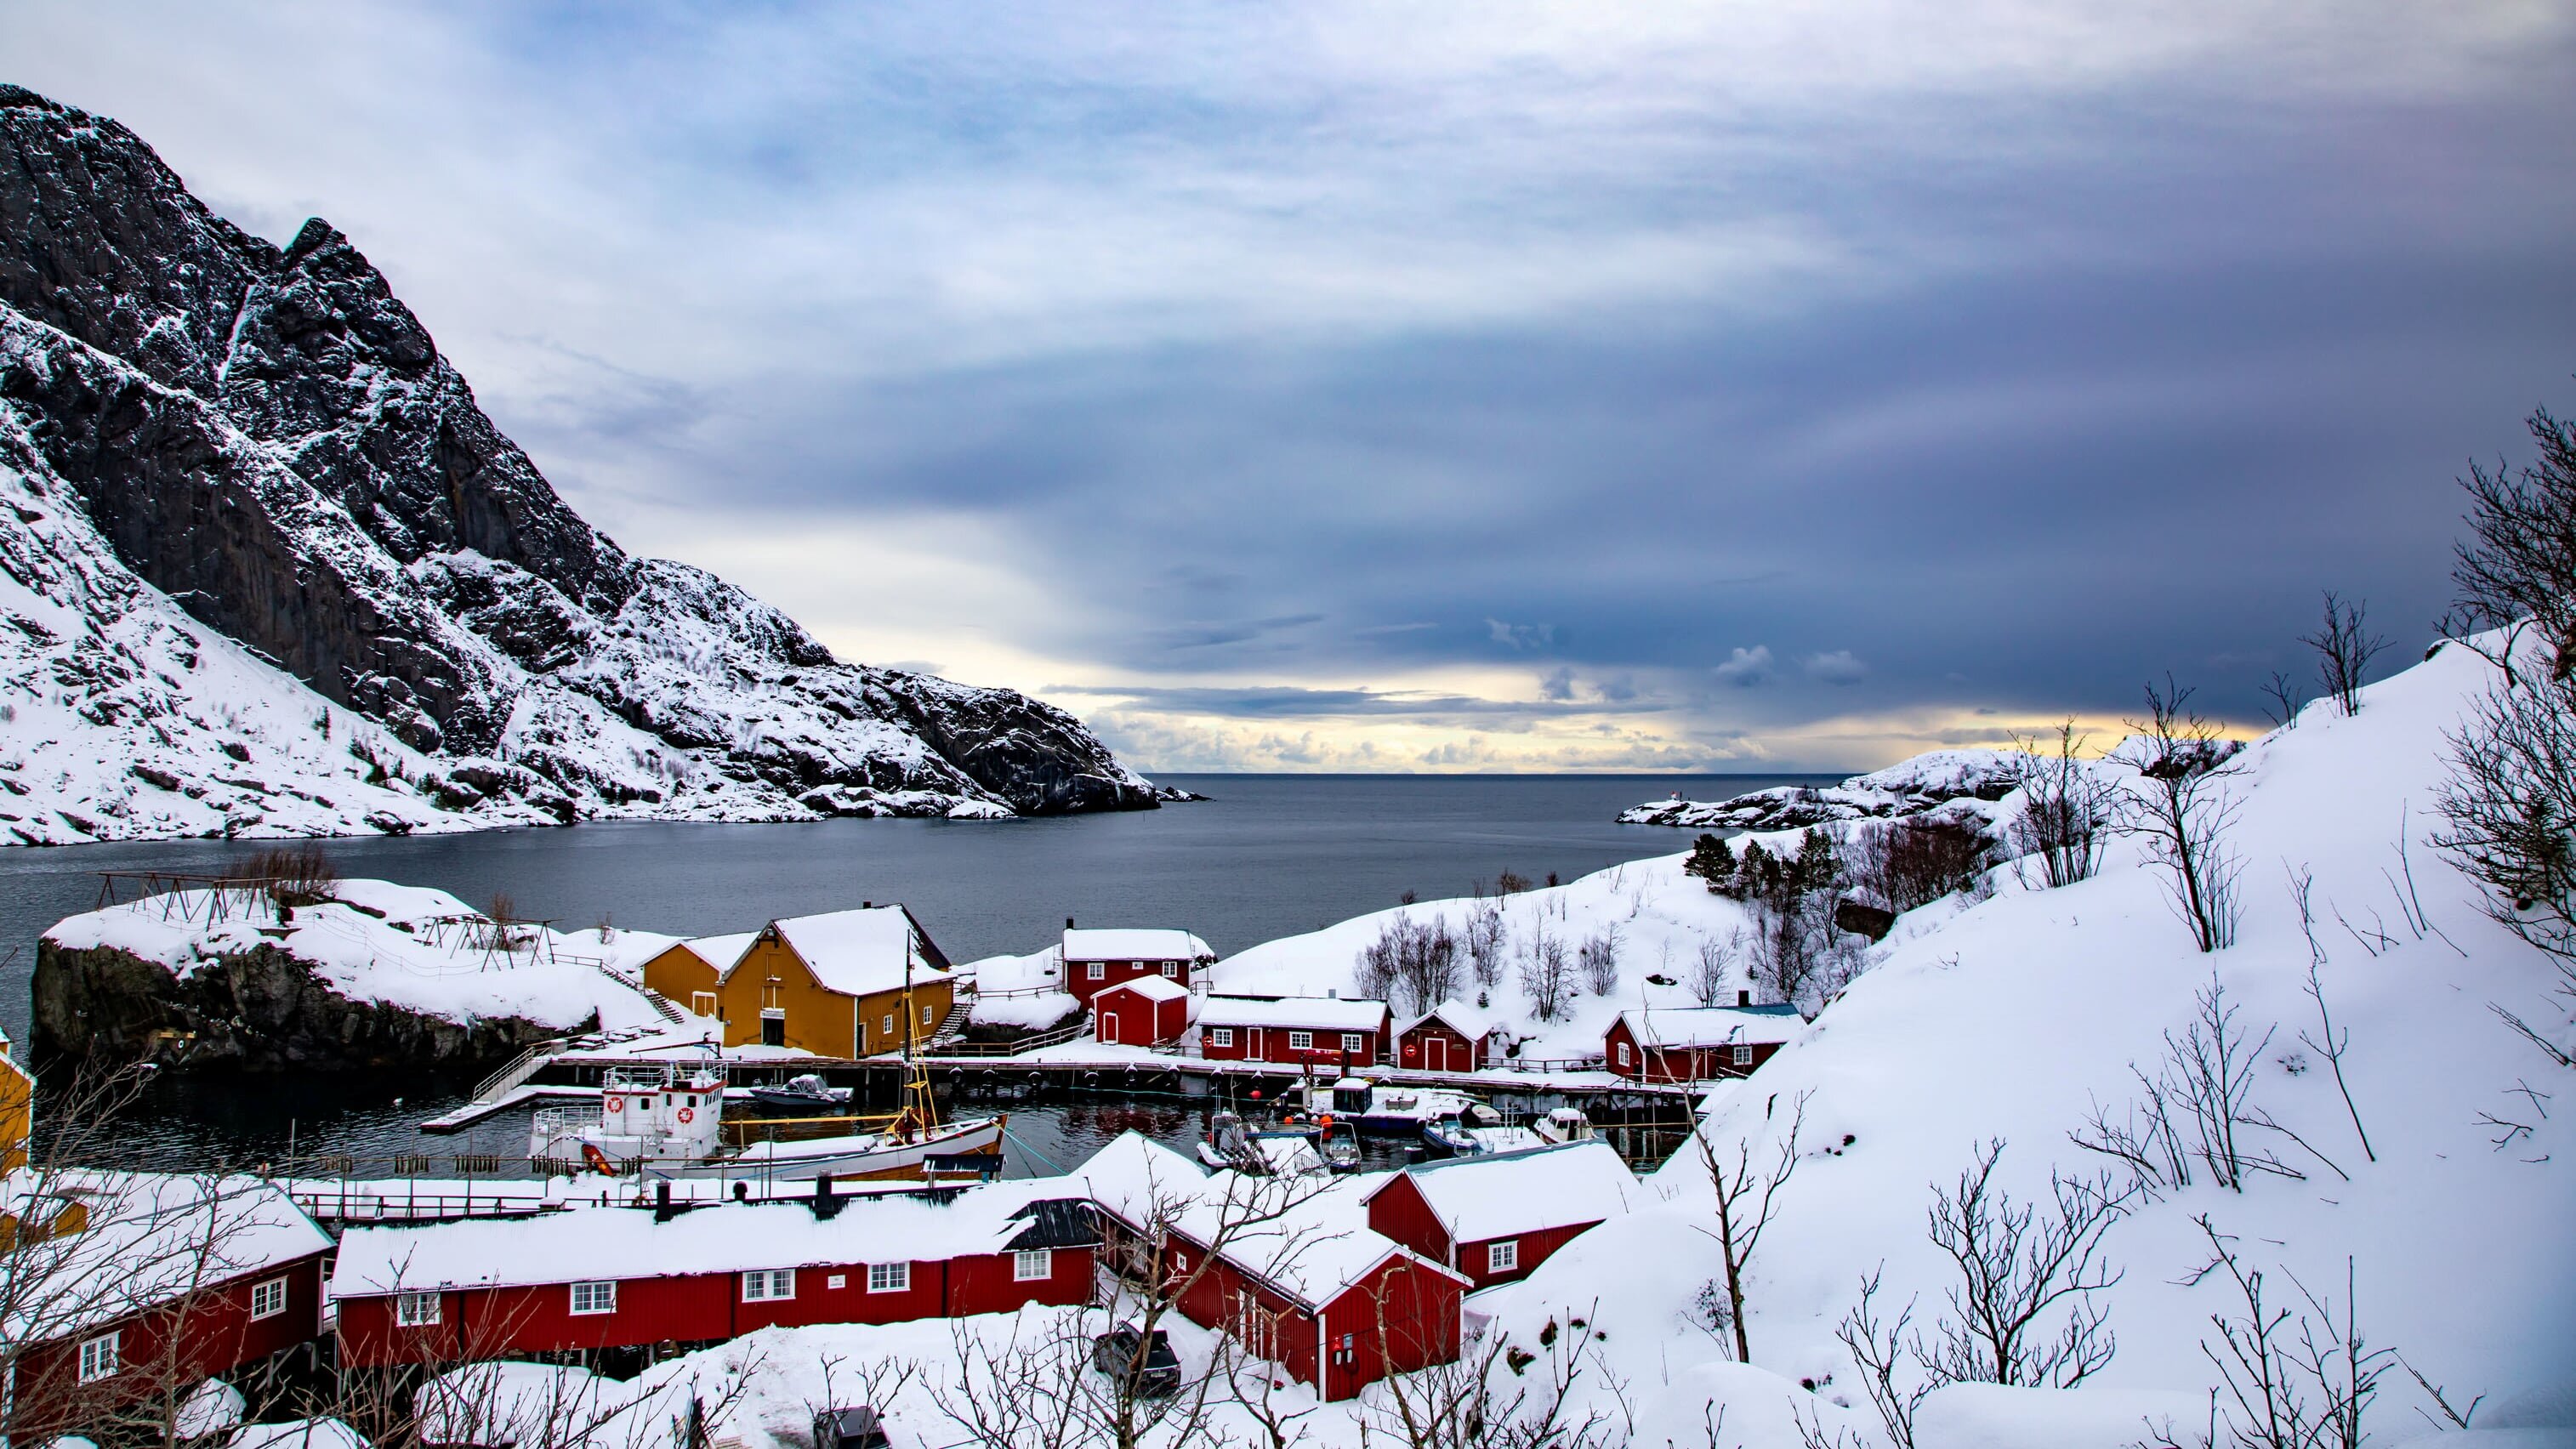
(0, 84), (1157, 841)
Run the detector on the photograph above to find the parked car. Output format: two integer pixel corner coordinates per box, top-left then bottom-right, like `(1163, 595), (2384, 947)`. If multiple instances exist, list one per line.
(1089, 1323), (1182, 1397)
(810, 1406), (890, 1449)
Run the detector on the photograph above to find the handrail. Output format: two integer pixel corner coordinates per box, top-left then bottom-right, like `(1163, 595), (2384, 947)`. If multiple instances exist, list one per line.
(928, 1021), (1085, 1058)
(472, 1038), (566, 1102)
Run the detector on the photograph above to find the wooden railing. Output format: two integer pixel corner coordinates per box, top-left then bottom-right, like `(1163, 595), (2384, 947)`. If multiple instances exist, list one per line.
(929, 1022), (1086, 1057)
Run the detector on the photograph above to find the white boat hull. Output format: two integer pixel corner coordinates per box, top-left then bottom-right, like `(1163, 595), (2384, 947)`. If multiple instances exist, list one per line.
(673, 1115), (1007, 1184)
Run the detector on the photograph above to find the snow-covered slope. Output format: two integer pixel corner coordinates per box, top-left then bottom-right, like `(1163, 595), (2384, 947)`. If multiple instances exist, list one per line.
(1485, 639), (2574, 1442)
(0, 85), (1157, 843)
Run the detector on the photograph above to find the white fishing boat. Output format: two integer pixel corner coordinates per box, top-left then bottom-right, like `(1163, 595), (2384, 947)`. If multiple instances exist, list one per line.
(1533, 1105), (1596, 1145)
(1294, 1076), (1489, 1134)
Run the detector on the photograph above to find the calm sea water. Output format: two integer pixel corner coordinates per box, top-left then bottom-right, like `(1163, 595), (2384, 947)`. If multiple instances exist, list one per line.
(1, 772), (1821, 1171)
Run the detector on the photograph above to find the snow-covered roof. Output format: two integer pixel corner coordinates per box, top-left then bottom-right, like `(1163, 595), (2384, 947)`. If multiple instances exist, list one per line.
(2, 1172), (332, 1340)
(681, 932), (757, 973)
(1073, 1130), (1209, 1230)
(1098, 974), (1191, 1004)
(329, 1179), (1087, 1295)
(758, 906), (952, 997)
(1197, 995), (1390, 1031)
(1371, 1140), (1638, 1244)
(1401, 998), (1498, 1041)
(1063, 928), (1213, 962)
(1617, 1005), (1803, 1050)
(1166, 1170), (1470, 1308)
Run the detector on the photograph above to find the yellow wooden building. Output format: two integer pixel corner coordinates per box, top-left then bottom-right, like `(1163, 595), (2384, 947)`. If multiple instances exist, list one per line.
(639, 932), (758, 1021)
(707, 905), (956, 1059)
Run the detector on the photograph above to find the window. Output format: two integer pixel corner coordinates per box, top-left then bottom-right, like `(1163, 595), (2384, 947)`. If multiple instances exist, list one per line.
(1341, 1032), (1365, 1054)
(1087, 962), (1105, 980)
(881, 1014), (896, 1036)
(1288, 1030), (1314, 1051)
(1487, 1239), (1520, 1274)
(922, 1003), (934, 1025)
(691, 992), (717, 1017)
(742, 1269), (796, 1302)
(1615, 1041), (1631, 1067)
(1160, 961), (1179, 977)
(250, 1276), (288, 1321)
(77, 1333), (118, 1384)
(1014, 1249), (1052, 1281)
(395, 1292), (441, 1327)
(867, 1262), (910, 1293)
(1208, 1027), (1233, 1048)
(570, 1281), (617, 1315)
(1732, 1043), (1754, 1067)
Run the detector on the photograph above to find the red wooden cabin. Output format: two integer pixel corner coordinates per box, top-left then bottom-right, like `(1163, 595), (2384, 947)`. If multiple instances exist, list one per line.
(1362, 1141), (1637, 1289)
(2, 1173), (333, 1438)
(1603, 1004), (1802, 1082)
(1394, 1001), (1500, 1074)
(1093, 975), (1191, 1048)
(332, 1181), (1098, 1367)
(1195, 997), (1391, 1068)
(1061, 925), (1216, 1005)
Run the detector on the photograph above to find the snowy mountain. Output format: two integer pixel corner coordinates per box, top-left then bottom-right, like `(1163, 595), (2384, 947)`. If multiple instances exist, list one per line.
(0, 85), (1158, 844)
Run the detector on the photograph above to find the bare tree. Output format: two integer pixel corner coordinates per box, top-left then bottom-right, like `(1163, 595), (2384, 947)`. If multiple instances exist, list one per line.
(1916, 1141), (2130, 1391)
(1520, 932), (1572, 1022)
(2286, 873), (2374, 1165)
(1354, 914), (1463, 1016)
(2141, 1218), (2394, 1449)
(1464, 899), (1509, 989)
(2008, 721), (2118, 889)
(2440, 401), (2576, 685)
(2117, 679), (2247, 952)
(1847, 818), (1992, 914)
(1578, 925), (1623, 997)
(2259, 671), (2308, 730)
(2300, 592), (2388, 717)
(1834, 1267), (1931, 1449)
(1688, 936), (1737, 1007)
(2073, 975), (2315, 1198)
(1693, 1094), (1808, 1364)
(1359, 1304), (1630, 1449)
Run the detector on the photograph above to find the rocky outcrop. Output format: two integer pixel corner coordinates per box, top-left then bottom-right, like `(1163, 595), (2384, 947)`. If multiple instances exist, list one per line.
(0, 84), (1157, 842)
(1619, 749), (2032, 831)
(30, 939), (574, 1072)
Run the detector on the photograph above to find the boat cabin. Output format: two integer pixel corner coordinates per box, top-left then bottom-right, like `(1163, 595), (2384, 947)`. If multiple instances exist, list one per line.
(1093, 975), (1192, 1048)
(1362, 1140), (1637, 1290)
(1196, 996), (1392, 1067)
(1603, 1003), (1802, 1082)
(1396, 1000), (1501, 1073)
(714, 905), (955, 1058)
(1061, 923), (1217, 1004)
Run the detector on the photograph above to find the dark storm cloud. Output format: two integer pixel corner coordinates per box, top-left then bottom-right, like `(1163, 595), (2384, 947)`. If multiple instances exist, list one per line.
(13, 1), (2573, 768)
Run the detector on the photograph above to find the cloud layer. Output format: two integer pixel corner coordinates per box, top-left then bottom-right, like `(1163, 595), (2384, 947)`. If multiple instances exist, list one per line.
(10, 1), (2573, 770)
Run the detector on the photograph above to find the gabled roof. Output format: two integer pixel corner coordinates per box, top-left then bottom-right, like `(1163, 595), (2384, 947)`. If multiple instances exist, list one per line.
(330, 1179), (1082, 1295)
(1198, 995), (1390, 1031)
(1163, 1170), (1472, 1310)
(1400, 998), (1497, 1042)
(1063, 928), (1214, 962)
(1097, 974), (1191, 1004)
(1366, 1140), (1638, 1244)
(2, 1172), (333, 1341)
(1615, 1005), (1803, 1050)
(731, 905), (952, 997)
(681, 932), (757, 974)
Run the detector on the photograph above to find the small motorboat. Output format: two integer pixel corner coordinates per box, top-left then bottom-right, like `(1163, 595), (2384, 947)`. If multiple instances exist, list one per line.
(744, 1072), (852, 1112)
(1312, 1118), (1363, 1173)
(1297, 1076), (1492, 1134)
(1422, 1105), (1533, 1158)
(1533, 1105), (1596, 1145)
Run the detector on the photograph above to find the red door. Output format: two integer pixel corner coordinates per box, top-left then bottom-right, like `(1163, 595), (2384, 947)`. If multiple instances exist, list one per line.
(1424, 1037), (1447, 1072)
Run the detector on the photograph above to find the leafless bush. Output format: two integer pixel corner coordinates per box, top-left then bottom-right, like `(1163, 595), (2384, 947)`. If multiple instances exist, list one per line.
(233, 842), (339, 911)
(2437, 668), (2576, 1067)
(1747, 894), (1858, 1020)
(2300, 592), (2387, 717)
(1695, 1094), (1807, 1364)
(1689, 936), (1737, 1007)
(1848, 817), (1992, 914)
(2439, 401), (2576, 685)
(2140, 1218), (2393, 1449)
(2117, 679), (2246, 952)
(1495, 870), (1535, 895)
(1520, 931), (1572, 1022)
(1464, 899), (1508, 987)
(1578, 924), (1623, 997)
(1354, 914), (1463, 1014)
(2073, 975), (2325, 1200)
(2009, 721), (2118, 889)
(2260, 670), (2308, 730)
(1362, 1303), (1630, 1449)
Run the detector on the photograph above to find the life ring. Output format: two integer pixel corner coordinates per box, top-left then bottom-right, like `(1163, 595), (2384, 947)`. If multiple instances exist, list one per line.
(675, 1106), (696, 1124)
(605, 1095), (623, 1113)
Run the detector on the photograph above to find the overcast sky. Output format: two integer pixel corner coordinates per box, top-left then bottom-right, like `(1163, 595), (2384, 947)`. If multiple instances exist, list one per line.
(13, 2), (2574, 771)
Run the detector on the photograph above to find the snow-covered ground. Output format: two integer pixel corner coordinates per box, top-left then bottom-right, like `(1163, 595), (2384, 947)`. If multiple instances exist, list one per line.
(45, 879), (680, 1033)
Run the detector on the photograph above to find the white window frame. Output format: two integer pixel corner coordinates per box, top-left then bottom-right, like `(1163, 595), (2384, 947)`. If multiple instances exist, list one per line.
(1288, 1030), (1314, 1052)
(867, 1262), (910, 1293)
(1615, 1041), (1632, 1067)
(1160, 961), (1179, 978)
(1732, 1042), (1754, 1067)
(881, 1014), (896, 1036)
(77, 1332), (118, 1384)
(922, 1003), (935, 1025)
(569, 1280), (617, 1316)
(1208, 1026), (1233, 1048)
(1014, 1248), (1052, 1281)
(1087, 962), (1105, 980)
(1487, 1239), (1520, 1274)
(250, 1276), (288, 1321)
(395, 1292), (441, 1327)
(742, 1269), (796, 1303)
(1341, 1031), (1365, 1054)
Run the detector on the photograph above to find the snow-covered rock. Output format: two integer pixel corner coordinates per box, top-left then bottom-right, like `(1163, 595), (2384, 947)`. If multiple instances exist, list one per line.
(33, 878), (681, 1071)
(0, 85), (1157, 844)
(1620, 748), (2030, 830)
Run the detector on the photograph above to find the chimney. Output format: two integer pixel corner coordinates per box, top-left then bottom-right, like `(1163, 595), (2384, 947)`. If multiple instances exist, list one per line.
(653, 1181), (675, 1222)
(1066, 917), (1076, 930)
(1737, 989), (1751, 1008)
(862, 901), (873, 910)
(810, 1172), (844, 1221)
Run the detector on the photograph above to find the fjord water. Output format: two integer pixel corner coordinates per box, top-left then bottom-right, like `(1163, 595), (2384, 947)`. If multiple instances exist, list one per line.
(1, 772), (1825, 1168)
